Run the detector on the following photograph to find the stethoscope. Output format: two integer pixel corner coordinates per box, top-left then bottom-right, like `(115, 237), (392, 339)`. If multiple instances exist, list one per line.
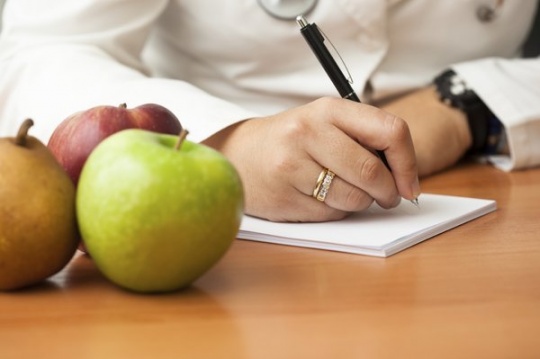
(257, 0), (504, 23)
(257, 0), (317, 20)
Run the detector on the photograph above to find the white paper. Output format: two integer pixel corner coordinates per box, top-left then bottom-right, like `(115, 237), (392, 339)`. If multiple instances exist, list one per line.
(238, 194), (497, 257)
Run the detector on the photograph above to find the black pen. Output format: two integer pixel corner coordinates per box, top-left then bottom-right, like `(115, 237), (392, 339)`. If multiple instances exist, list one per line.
(297, 15), (419, 206)
(296, 15), (389, 167)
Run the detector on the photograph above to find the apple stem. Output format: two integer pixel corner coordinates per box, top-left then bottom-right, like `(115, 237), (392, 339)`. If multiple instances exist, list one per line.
(15, 119), (34, 147)
(119, 103), (127, 109)
(174, 128), (189, 150)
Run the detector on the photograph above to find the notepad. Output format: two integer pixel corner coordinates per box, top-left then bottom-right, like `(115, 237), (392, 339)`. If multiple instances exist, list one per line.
(237, 194), (497, 257)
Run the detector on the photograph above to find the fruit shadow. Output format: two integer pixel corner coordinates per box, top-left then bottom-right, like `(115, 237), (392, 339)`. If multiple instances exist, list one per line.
(46, 250), (108, 290)
(58, 251), (225, 298)
(3, 257), (250, 357)
(1, 279), (62, 294)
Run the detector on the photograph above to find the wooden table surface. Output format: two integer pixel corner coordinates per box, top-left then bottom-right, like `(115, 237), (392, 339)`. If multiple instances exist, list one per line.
(1, 162), (540, 359)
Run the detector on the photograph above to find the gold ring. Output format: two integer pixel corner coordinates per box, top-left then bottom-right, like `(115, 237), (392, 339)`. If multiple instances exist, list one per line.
(312, 168), (335, 202)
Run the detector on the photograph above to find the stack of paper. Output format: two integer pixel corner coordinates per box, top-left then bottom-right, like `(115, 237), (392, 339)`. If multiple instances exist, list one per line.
(238, 194), (496, 257)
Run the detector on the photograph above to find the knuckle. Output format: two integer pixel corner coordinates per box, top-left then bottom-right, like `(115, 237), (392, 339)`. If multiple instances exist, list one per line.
(270, 150), (299, 175)
(314, 96), (340, 109)
(343, 187), (373, 212)
(386, 114), (410, 142)
(281, 115), (312, 141)
(312, 96), (341, 117)
(357, 156), (383, 184)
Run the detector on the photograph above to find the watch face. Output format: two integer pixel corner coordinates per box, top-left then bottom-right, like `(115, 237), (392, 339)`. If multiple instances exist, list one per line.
(449, 75), (468, 96)
(436, 70), (482, 108)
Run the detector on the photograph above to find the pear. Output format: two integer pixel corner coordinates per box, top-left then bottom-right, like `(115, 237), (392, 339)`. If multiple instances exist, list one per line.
(0, 119), (79, 291)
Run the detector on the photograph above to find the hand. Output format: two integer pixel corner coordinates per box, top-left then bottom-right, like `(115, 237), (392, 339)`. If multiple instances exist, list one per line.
(203, 97), (420, 222)
(375, 86), (473, 177)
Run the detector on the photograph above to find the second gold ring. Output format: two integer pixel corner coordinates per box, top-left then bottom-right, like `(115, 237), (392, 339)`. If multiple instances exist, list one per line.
(313, 168), (336, 202)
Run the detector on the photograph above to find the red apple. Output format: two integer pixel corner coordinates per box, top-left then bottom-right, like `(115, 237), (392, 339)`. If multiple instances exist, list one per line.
(48, 103), (182, 185)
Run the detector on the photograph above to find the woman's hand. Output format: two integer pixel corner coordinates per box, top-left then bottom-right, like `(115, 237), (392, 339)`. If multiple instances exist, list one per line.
(376, 86), (473, 177)
(204, 97), (420, 222)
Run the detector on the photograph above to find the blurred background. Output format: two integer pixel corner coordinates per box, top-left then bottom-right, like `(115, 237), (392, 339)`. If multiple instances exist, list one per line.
(0, 0), (5, 30)
(0, 0), (537, 55)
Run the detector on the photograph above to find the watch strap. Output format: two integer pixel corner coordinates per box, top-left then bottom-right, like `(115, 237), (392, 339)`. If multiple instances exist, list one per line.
(434, 69), (497, 154)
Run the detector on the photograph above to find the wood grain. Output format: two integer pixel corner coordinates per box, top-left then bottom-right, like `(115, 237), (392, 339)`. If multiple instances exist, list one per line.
(2, 162), (539, 359)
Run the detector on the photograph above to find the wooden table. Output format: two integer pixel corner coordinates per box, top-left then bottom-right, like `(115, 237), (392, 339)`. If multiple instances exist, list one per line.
(2, 163), (540, 359)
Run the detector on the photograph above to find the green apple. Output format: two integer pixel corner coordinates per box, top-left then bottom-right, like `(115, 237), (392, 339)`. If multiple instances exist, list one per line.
(76, 128), (244, 293)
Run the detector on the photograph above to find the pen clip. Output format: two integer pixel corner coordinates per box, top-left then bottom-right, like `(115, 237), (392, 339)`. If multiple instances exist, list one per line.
(316, 26), (354, 85)
(297, 15), (357, 97)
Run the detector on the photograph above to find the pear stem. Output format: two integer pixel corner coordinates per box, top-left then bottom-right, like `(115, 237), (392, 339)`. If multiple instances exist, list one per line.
(174, 128), (189, 150)
(119, 103), (127, 109)
(15, 119), (34, 147)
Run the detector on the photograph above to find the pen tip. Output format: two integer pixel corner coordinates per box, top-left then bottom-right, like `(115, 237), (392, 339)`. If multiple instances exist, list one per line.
(411, 198), (420, 207)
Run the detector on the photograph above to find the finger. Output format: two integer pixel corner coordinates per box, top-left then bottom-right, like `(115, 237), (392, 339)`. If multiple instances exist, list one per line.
(291, 163), (375, 212)
(302, 122), (401, 208)
(291, 191), (350, 222)
(378, 114), (421, 200)
(309, 97), (420, 201)
(261, 187), (350, 223)
(326, 176), (376, 212)
(242, 139), (350, 222)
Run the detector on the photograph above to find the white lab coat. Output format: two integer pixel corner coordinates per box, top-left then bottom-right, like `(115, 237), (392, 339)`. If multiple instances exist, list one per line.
(0, 0), (539, 171)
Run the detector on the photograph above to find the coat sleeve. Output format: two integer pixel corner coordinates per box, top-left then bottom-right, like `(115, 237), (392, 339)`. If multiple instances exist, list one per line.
(0, 0), (258, 142)
(452, 6), (540, 171)
(453, 56), (540, 171)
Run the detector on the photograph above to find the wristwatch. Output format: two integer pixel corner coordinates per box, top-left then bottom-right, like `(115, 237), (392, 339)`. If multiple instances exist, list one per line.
(434, 69), (498, 154)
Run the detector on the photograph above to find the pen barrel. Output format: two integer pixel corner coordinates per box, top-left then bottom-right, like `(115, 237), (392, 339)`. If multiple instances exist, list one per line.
(299, 20), (392, 173)
(300, 25), (355, 99)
